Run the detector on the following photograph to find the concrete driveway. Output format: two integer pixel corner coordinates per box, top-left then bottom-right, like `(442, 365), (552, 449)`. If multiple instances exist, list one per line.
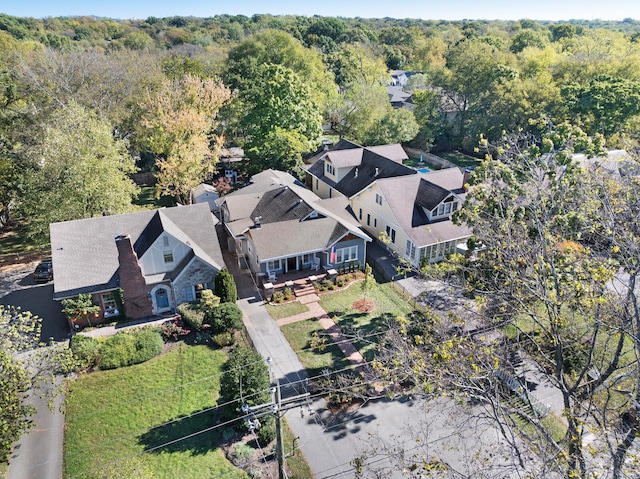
(222, 238), (520, 477)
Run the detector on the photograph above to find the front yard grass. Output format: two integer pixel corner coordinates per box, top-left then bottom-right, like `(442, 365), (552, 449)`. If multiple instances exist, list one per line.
(64, 344), (247, 479)
(319, 280), (413, 360)
(281, 319), (352, 378)
(265, 301), (309, 320)
(437, 151), (482, 169)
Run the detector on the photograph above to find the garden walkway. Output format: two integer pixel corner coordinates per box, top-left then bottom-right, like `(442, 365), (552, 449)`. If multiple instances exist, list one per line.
(276, 298), (366, 366)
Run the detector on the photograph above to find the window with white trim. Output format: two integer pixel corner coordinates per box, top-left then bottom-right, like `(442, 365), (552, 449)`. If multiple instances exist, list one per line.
(336, 245), (358, 263)
(359, 208), (362, 220)
(185, 282), (209, 302)
(194, 283), (207, 300)
(302, 253), (316, 265)
(405, 240), (416, 260)
(326, 163), (335, 175)
(163, 250), (174, 263)
(385, 225), (396, 244)
(102, 293), (119, 317)
(267, 259), (281, 272)
(367, 214), (370, 226)
(375, 194), (382, 205)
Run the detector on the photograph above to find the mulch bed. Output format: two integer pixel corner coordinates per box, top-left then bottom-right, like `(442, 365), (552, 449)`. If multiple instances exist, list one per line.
(351, 299), (376, 313)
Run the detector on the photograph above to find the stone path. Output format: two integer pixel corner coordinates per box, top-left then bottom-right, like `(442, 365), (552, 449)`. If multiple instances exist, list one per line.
(276, 292), (366, 367)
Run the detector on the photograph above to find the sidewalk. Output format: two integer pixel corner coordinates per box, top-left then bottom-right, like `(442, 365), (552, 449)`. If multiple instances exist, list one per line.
(78, 315), (178, 338)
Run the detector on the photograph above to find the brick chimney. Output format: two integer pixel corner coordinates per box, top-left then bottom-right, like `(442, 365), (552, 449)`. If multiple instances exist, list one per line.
(115, 233), (153, 319)
(463, 168), (472, 191)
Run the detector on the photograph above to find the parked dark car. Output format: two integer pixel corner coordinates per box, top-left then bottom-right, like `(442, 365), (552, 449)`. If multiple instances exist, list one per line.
(33, 258), (53, 283)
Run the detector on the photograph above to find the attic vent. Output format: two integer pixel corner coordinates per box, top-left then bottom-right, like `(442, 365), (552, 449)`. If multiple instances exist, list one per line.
(374, 167), (379, 177)
(354, 167), (358, 179)
(253, 216), (262, 228)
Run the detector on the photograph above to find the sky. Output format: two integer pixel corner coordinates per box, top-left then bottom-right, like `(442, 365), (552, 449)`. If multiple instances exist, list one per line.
(1, 0), (639, 21)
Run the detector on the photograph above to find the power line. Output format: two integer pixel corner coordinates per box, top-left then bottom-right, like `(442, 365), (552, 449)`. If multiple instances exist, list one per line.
(66, 371), (382, 479)
(68, 325), (388, 423)
(65, 359), (375, 464)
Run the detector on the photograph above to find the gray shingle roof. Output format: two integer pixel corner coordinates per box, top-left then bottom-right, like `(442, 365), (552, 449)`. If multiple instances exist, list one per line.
(49, 203), (223, 300)
(307, 145), (416, 198)
(325, 149), (364, 168)
(247, 218), (348, 261)
(375, 168), (470, 247)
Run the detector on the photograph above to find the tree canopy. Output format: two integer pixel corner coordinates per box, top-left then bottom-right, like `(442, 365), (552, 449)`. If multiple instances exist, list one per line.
(19, 101), (138, 240)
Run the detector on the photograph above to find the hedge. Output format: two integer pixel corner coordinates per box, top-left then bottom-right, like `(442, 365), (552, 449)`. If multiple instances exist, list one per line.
(98, 329), (163, 370)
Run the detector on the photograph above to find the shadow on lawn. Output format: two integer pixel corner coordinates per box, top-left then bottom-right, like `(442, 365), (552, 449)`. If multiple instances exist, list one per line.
(138, 407), (226, 455)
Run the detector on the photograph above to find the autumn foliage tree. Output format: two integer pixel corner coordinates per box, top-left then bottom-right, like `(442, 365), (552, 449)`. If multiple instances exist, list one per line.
(138, 74), (232, 204)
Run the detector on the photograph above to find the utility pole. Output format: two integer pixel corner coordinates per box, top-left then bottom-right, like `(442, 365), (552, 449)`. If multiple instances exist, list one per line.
(274, 379), (286, 479)
(242, 377), (311, 479)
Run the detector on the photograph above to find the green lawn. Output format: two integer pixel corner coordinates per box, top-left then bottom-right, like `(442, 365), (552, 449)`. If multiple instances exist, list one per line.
(133, 185), (175, 209)
(437, 151), (482, 169)
(64, 344), (247, 479)
(0, 225), (48, 263)
(282, 418), (314, 479)
(318, 280), (412, 360)
(265, 301), (309, 320)
(281, 319), (352, 378)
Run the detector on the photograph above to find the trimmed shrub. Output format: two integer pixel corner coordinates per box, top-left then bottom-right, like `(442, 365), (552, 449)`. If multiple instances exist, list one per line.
(212, 332), (234, 348)
(199, 290), (220, 314)
(214, 269), (237, 303)
(177, 302), (205, 330)
(160, 319), (190, 341)
(229, 443), (254, 467)
(99, 330), (163, 370)
(99, 333), (136, 370)
(132, 329), (164, 364)
(257, 414), (276, 445)
(208, 302), (243, 334)
(70, 335), (100, 369)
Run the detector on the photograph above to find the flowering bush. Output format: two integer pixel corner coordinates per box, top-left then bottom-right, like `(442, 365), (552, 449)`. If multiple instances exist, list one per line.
(160, 318), (190, 341)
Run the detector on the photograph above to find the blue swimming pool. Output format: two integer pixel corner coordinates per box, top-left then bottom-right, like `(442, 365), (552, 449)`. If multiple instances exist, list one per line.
(417, 167), (431, 173)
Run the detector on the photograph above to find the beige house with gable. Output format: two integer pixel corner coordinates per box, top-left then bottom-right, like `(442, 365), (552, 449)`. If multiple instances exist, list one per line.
(306, 139), (472, 268)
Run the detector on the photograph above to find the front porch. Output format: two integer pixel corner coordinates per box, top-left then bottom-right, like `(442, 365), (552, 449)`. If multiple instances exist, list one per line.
(260, 267), (335, 292)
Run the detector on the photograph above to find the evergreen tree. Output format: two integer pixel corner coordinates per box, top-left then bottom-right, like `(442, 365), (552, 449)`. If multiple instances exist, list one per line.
(214, 269), (237, 303)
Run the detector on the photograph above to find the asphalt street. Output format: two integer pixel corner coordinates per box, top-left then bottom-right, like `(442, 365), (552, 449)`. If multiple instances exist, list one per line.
(1, 264), (67, 479)
(6, 378), (65, 479)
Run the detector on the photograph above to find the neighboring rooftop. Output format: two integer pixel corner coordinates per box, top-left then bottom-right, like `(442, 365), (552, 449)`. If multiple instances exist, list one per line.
(306, 139), (415, 198)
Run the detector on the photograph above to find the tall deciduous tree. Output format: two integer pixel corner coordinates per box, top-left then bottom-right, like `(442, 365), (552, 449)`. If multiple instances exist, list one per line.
(20, 101), (138, 240)
(138, 74), (231, 204)
(240, 64), (322, 172)
(365, 126), (640, 477)
(563, 74), (640, 137)
(224, 29), (333, 109)
(362, 108), (419, 146)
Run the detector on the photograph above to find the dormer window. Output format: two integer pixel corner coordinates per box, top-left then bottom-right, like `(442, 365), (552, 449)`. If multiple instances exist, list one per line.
(326, 163), (335, 175)
(431, 197), (459, 219)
